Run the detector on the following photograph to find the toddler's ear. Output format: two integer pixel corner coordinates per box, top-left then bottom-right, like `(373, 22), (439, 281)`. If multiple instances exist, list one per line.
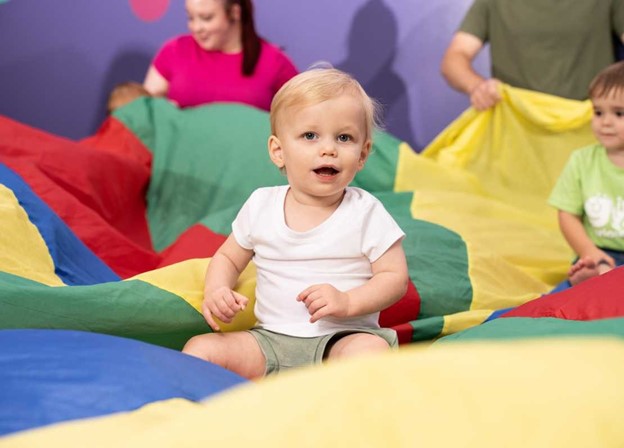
(268, 135), (285, 169)
(358, 140), (372, 169)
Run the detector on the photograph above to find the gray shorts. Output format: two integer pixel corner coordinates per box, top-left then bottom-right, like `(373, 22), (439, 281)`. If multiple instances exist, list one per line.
(247, 327), (398, 375)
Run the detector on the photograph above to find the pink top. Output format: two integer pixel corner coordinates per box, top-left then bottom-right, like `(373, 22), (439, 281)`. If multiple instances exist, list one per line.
(153, 35), (298, 111)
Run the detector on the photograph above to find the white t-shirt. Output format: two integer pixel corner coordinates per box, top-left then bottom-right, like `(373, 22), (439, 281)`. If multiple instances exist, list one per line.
(232, 185), (405, 337)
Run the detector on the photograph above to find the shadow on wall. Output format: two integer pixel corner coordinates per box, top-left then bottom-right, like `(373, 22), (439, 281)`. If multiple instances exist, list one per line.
(337, 0), (415, 149)
(0, 48), (99, 140)
(91, 50), (153, 133)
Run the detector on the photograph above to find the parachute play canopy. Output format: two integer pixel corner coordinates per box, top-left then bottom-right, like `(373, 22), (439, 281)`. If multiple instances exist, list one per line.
(2, 84), (624, 444)
(2, 337), (624, 447)
(0, 329), (247, 437)
(0, 85), (599, 343)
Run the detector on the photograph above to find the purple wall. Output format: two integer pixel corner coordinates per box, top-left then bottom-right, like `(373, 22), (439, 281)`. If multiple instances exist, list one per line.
(0, 0), (489, 150)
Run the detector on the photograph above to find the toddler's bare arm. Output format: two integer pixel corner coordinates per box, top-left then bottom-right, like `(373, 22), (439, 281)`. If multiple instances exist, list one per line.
(202, 234), (254, 331)
(298, 240), (408, 322)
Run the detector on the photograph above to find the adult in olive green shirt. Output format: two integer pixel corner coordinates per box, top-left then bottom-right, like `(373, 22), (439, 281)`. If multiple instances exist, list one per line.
(440, 0), (624, 110)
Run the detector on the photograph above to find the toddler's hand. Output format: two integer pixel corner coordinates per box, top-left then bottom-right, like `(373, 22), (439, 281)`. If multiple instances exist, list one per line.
(297, 284), (350, 323)
(202, 286), (248, 332)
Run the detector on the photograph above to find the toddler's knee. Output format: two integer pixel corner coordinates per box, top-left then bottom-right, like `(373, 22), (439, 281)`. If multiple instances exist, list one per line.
(328, 333), (390, 359)
(364, 335), (391, 352)
(181, 335), (202, 356)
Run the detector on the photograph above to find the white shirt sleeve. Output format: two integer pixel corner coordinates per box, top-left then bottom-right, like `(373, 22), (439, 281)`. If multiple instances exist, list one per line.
(361, 195), (405, 262)
(231, 191), (257, 250)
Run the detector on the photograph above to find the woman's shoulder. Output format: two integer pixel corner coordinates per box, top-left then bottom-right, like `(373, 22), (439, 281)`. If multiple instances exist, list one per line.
(257, 40), (298, 80)
(158, 34), (198, 53)
(259, 39), (294, 62)
(153, 35), (197, 70)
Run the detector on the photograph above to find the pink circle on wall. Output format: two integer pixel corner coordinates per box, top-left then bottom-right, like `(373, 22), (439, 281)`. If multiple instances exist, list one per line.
(129, 0), (170, 22)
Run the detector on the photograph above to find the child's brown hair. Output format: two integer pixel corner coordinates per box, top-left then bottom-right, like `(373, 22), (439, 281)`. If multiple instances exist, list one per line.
(589, 61), (624, 99)
(107, 82), (150, 114)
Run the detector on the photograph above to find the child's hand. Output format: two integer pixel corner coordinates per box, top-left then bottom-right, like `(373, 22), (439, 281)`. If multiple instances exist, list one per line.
(202, 287), (248, 332)
(297, 284), (350, 323)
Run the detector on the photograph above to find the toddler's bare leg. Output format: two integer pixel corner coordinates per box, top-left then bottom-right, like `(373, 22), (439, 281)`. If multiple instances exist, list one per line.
(183, 331), (266, 379)
(325, 333), (390, 361)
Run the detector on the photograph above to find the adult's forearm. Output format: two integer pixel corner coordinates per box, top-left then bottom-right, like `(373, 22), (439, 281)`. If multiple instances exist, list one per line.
(442, 56), (484, 95)
(441, 32), (488, 95)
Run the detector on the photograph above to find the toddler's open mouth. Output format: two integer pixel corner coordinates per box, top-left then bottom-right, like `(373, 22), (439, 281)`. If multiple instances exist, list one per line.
(313, 166), (339, 176)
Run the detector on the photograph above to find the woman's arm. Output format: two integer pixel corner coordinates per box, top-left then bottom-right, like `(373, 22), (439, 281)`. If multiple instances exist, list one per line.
(143, 65), (169, 97)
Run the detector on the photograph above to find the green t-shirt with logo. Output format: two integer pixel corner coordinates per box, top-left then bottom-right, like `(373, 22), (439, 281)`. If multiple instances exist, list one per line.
(549, 144), (624, 251)
(459, 0), (624, 100)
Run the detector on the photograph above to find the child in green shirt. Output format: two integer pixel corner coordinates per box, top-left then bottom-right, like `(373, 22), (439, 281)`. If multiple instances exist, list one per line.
(549, 61), (624, 285)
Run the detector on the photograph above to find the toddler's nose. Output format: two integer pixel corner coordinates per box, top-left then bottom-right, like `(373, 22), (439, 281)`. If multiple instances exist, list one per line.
(320, 140), (337, 157)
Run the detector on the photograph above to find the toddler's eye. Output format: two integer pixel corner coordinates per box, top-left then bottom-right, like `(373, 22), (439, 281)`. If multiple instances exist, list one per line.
(303, 132), (316, 140)
(593, 109), (603, 117)
(337, 134), (352, 142)
(616, 111), (624, 118)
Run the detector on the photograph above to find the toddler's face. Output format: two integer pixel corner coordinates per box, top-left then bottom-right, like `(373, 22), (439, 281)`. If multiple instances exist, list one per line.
(591, 89), (624, 153)
(268, 94), (371, 204)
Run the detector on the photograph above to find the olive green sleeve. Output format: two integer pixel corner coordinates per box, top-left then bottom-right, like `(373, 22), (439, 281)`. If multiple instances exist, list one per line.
(458, 0), (490, 43)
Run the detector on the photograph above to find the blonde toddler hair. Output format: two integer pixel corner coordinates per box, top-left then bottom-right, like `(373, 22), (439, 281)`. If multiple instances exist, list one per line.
(269, 68), (382, 141)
